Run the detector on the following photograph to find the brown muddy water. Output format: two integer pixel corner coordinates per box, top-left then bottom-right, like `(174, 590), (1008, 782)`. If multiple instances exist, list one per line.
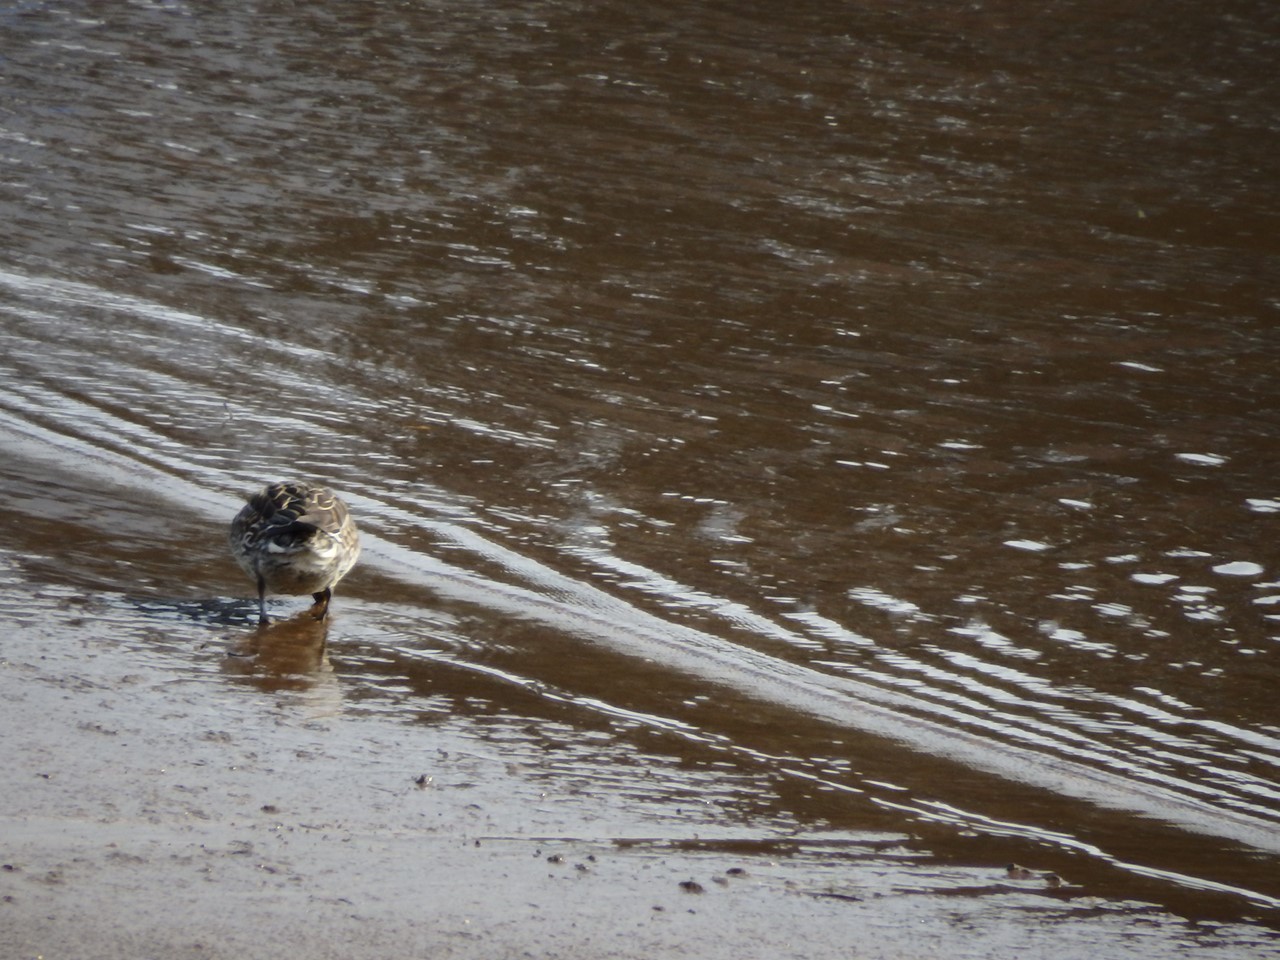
(1, 1), (1278, 956)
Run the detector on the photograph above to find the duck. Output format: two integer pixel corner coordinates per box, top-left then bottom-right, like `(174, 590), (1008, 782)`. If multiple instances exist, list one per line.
(229, 481), (361, 624)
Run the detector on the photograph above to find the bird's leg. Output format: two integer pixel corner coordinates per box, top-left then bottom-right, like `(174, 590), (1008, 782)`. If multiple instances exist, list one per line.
(257, 576), (270, 625)
(311, 587), (332, 621)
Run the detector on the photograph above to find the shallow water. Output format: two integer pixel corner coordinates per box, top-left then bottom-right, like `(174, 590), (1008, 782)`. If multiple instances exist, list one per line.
(1, 0), (1278, 944)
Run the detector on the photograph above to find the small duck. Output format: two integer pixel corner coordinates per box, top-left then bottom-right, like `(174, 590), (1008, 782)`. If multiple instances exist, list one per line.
(1006, 864), (1067, 887)
(229, 481), (361, 624)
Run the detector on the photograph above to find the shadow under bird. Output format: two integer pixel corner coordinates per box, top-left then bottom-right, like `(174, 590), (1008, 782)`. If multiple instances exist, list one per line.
(229, 481), (361, 624)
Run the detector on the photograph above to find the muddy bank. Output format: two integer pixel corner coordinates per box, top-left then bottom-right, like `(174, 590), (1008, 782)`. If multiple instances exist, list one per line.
(2, 574), (1274, 960)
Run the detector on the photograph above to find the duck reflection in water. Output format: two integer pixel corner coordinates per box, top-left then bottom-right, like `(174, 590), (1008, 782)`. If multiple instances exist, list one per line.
(224, 611), (334, 694)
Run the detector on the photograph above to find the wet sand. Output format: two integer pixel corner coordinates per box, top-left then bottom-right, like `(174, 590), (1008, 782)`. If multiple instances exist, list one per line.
(4, 585), (1272, 960)
(0, 603), (925, 960)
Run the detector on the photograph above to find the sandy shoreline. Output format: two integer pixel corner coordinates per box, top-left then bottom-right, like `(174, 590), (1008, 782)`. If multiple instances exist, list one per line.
(0, 597), (923, 960)
(1, 572), (1275, 958)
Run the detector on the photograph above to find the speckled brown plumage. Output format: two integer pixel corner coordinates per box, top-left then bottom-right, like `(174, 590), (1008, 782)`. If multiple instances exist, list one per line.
(229, 481), (360, 624)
